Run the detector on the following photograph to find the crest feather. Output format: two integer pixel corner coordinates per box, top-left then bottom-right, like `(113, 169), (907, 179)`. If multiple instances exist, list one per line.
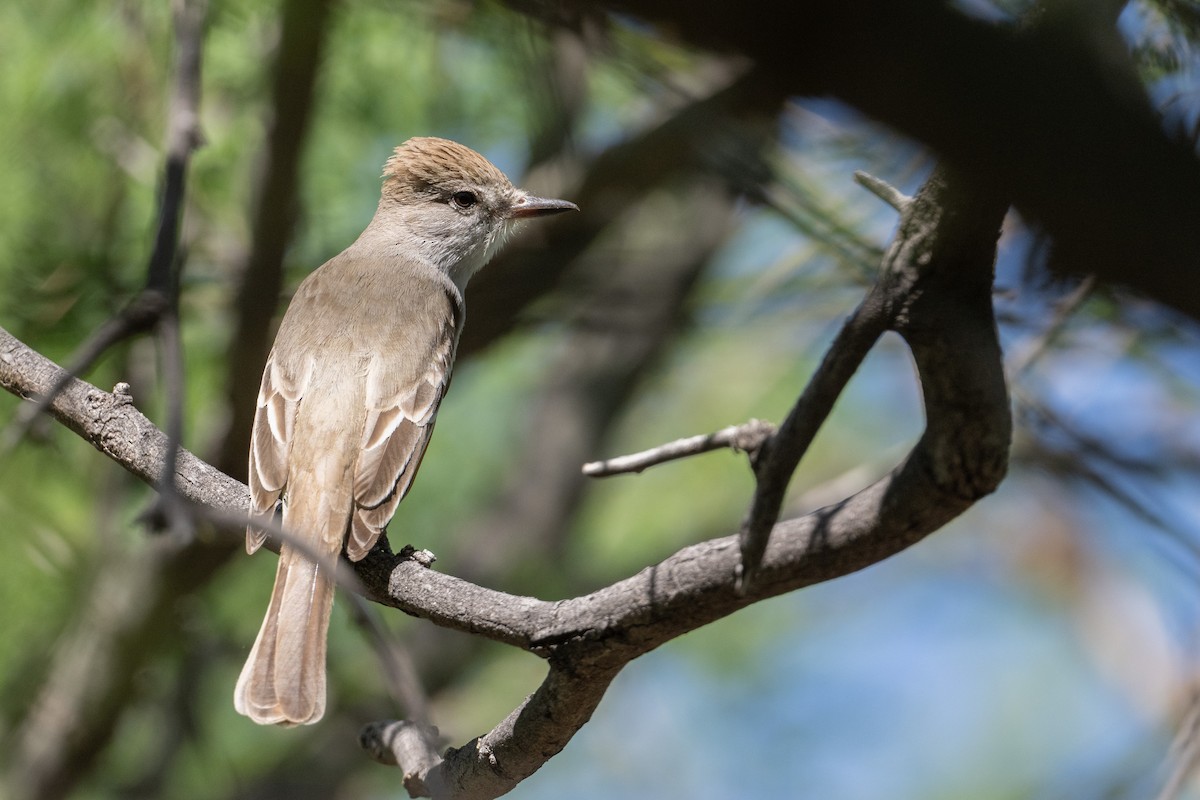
(383, 137), (510, 200)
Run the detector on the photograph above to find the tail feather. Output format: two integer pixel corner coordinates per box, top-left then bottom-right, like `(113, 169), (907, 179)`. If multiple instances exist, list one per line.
(234, 542), (335, 726)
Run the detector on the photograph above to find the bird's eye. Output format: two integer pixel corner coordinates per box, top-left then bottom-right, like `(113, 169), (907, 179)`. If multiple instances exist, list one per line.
(451, 191), (477, 209)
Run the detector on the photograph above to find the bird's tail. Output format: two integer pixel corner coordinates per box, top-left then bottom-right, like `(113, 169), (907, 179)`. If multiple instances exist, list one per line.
(234, 534), (338, 726)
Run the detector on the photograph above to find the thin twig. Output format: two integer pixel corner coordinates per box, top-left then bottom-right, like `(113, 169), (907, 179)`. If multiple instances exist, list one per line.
(1007, 274), (1097, 377)
(0, 0), (207, 462)
(728, 171), (907, 592)
(854, 170), (911, 211)
(0, 325), (433, 726)
(149, 0), (206, 296)
(735, 290), (890, 592)
(151, 309), (194, 535)
(195, 502), (437, 723)
(0, 293), (169, 457)
(346, 602), (435, 727)
(735, 163), (1009, 593)
(145, 0), (207, 533)
(582, 419), (775, 477)
(1155, 689), (1200, 800)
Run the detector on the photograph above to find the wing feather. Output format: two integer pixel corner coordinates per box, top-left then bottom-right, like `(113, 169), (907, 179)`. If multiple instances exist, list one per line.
(246, 356), (309, 553)
(346, 297), (459, 562)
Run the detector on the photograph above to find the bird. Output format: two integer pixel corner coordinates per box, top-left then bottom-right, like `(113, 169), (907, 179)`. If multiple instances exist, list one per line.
(234, 137), (578, 726)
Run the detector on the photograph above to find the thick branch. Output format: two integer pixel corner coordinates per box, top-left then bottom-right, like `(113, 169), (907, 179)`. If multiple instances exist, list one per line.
(733, 164), (1008, 589)
(351, 166), (1011, 797)
(734, 284), (889, 589)
(385, 179), (744, 741)
(580, 0), (1200, 322)
(0, 169), (1010, 800)
(0, 327), (245, 513)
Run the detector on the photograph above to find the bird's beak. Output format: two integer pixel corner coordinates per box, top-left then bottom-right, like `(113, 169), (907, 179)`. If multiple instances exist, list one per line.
(506, 193), (579, 219)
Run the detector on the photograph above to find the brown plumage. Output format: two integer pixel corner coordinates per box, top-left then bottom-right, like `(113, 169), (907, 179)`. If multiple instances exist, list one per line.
(234, 137), (576, 726)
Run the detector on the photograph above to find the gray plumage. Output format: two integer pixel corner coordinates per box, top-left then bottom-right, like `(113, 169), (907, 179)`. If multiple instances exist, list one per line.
(235, 137), (576, 726)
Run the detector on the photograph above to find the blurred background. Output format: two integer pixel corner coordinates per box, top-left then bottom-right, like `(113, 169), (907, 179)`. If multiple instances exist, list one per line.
(1, 0), (1199, 798)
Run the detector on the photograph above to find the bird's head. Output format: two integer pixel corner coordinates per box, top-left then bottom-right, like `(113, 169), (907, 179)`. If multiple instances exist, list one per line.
(379, 137), (577, 288)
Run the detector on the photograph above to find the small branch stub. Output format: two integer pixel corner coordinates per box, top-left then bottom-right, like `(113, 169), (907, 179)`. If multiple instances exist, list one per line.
(360, 720), (444, 798)
(582, 419), (776, 477)
(112, 382), (134, 405)
(399, 545), (438, 568)
(854, 170), (911, 211)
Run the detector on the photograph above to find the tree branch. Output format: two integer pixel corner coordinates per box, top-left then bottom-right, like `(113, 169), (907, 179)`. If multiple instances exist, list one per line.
(0, 0), (207, 461)
(582, 418), (775, 477)
(578, 0), (1200, 322)
(450, 180), (738, 583)
(733, 273), (890, 590)
(360, 721), (445, 797)
(0, 158), (1011, 798)
(854, 170), (911, 211)
(349, 165), (1011, 798)
(0, 327), (245, 513)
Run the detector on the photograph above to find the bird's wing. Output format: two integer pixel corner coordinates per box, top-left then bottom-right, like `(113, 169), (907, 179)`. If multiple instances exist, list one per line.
(346, 291), (460, 562)
(246, 353), (312, 553)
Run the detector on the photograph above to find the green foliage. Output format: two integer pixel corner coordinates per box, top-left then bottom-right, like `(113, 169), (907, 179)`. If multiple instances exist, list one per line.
(2, 1), (1198, 798)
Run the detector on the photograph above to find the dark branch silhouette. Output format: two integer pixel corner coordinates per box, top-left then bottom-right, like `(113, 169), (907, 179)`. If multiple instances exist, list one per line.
(0, 157), (1011, 798)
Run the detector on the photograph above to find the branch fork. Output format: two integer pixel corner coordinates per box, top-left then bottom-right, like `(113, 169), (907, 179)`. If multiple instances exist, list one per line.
(0, 163), (1011, 800)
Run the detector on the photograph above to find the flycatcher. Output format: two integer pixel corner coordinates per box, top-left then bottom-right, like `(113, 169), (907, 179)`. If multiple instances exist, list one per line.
(235, 137), (577, 725)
